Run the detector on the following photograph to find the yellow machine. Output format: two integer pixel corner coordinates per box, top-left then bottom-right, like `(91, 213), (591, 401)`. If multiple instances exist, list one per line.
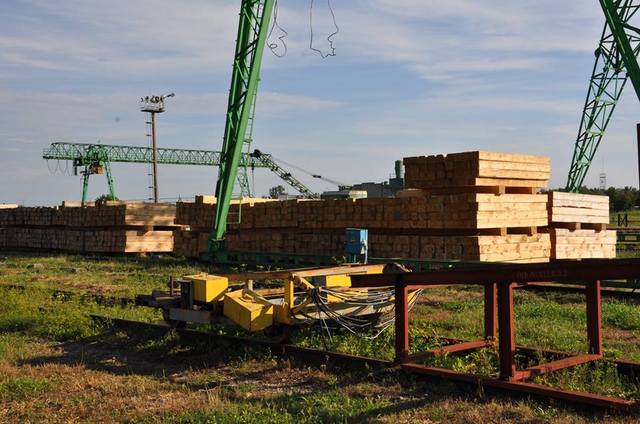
(140, 264), (417, 334)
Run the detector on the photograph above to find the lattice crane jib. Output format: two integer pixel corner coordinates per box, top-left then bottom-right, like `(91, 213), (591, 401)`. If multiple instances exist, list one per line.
(567, 0), (640, 191)
(210, 0), (276, 249)
(43, 141), (318, 203)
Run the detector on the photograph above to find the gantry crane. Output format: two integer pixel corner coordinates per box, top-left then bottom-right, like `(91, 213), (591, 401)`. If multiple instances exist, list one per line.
(43, 141), (319, 203)
(567, 0), (640, 191)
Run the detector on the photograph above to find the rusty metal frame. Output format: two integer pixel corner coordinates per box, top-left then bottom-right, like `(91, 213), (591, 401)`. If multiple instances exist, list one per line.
(351, 258), (640, 410)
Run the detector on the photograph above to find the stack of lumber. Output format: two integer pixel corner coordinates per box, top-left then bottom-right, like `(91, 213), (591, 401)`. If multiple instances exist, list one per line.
(419, 192), (547, 230)
(549, 229), (616, 259)
(173, 197), (275, 257)
(175, 197), (274, 229)
(546, 192), (615, 259)
(0, 202), (178, 253)
(177, 194), (548, 235)
(173, 229), (209, 258)
(403, 151), (550, 192)
(222, 231), (551, 263)
(175, 150), (553, 263)
(226, 230), (345, 255)
(369, 234), (551, 263)
(547, 192), (609, 229)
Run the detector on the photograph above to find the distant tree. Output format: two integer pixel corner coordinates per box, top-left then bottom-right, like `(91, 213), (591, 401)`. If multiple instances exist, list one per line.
(269, 185), (287, 199)
(95, 194), (119, 205)
(552, 186), (640, 212)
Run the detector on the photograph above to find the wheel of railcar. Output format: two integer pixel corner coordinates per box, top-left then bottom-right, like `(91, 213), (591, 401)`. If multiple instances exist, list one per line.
(162, 309), (186, 329)
(262, 325), (293, 343)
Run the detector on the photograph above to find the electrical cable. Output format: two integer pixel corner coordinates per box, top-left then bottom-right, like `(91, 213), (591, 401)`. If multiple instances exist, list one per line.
(267, 0), (288, 58)
(297, 285), (422, 344)
(310, 0), (339, 58)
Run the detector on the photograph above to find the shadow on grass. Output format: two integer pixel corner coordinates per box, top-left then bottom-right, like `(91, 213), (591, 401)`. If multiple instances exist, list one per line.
(16, 325), (637, 422)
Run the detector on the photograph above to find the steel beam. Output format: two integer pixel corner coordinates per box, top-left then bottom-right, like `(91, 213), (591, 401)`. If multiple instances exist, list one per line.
(484, 282), (497, 340)
(498, 282), (517, 380)
(402, 363), (636, 411)
(517, 354), (602, 381)
(395, 284), (409, 361)
(586, 280), (604, 355)
(351, 258), (640, 288)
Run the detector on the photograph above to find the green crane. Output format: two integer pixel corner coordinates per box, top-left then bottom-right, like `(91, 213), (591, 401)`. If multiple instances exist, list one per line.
(209, 0), (276, 255)
(567, 0), (640, 191)
(43, 142), (318, 203)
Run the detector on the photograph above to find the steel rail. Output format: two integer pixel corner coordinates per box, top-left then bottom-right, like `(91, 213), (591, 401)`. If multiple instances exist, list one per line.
(91, 315), (640, 412)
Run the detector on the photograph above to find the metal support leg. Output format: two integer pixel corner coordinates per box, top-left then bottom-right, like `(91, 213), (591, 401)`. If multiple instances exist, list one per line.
(484, 282), (497, 340)
(395, 284), (409, 362)
(498, 282), (516, 380)
(81, 168), (90, 205)
(586, 280), (603, 355)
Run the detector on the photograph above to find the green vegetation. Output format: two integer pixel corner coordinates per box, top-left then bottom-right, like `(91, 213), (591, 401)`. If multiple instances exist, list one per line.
(1, 252), (640, 422)
(161, 391), (388, 424)
(0, 377), (51, 401)
(577, 186), (638, 212)
(0, 253), (205, 296)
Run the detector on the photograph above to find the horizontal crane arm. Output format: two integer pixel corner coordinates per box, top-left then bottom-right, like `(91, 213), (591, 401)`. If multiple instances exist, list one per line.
(43, 142), (265, 168)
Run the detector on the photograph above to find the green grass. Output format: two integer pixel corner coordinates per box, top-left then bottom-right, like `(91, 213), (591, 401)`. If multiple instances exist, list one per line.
(2, 253), (640, 422)
(0, 377), (51, 401)
(0, 286), (160, 341)
(0, 252), (207, 296)
(155, 390), (389, 424)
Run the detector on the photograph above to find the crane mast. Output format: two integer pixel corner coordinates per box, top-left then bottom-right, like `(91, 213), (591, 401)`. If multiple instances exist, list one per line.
(210, 0), (275, 254)
(567, 0), (640, 191)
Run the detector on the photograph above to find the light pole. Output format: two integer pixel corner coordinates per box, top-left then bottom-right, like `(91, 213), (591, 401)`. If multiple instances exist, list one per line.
(140, 93), (175, 203)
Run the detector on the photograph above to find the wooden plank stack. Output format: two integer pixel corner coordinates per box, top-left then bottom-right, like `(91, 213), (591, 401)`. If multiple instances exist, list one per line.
(173, 229), (209, 258)
(546, 191), (615, 259)
(172, 197), (276, 257)
(0, 202), (179, 253)
(368, 234), (551, 263)
(174, 151), (555, 263)
(399, 151), (552, 263)
(547, 192), (610, 229)
(403, 151), (551, 192)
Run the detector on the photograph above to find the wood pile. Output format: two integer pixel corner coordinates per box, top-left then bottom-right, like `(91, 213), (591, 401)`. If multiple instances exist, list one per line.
(175, 150), (555, 263)
(546, 191), (615, 259)
(175, 197), (274, 229)
(173, 229), (209, 258)
(547, 191), (609, 228)
(223, 230), (550, 263)
(403, 151), (550, 192)
(0, 203), (178, 253)
(548, 229), (616, 260)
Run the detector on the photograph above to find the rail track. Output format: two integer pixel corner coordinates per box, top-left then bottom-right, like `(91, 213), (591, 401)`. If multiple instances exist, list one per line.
(91, 315), (640, 413)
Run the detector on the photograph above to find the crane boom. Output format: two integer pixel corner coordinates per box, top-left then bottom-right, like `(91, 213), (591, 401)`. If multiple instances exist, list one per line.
(566, 0), (640, 191)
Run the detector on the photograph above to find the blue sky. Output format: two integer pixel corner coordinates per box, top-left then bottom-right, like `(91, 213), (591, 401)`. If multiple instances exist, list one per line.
(1, 0), (639, 205)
